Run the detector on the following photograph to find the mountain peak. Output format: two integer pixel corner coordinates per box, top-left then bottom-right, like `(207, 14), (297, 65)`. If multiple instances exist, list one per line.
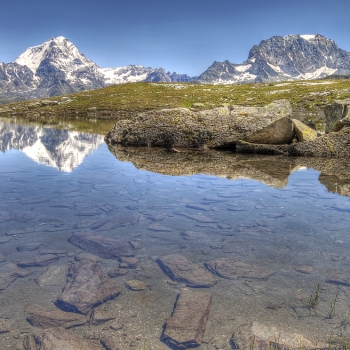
(15, 36), (85, 74)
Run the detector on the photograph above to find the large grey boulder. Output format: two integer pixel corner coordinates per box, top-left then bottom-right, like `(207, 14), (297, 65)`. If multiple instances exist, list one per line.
(105, 100), (294, 148)
(325, 100), (350, 133)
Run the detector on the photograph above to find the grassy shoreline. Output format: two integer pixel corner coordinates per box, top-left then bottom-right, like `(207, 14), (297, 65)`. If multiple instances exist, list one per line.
(0, 79), (349, 120)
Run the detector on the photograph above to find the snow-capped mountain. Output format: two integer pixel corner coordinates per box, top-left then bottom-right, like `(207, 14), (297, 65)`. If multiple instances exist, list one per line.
(198, 34), (350, 84)
(0, 37), (193, 103)
(0, 120), (104, 172)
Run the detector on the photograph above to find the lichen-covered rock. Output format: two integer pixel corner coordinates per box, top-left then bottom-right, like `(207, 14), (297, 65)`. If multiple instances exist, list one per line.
(292, 119), (317, 142)
(238, 128), (350, 158)
(105, 100), (293, 148)
(325, 99), (350, 133)
(291, 128), (350, 158)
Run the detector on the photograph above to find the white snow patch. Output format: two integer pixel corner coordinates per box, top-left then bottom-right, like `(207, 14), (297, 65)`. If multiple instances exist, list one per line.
(267, 62), (283, 73)
(234, 64), (251, 72)
(300, 35), (316, 41)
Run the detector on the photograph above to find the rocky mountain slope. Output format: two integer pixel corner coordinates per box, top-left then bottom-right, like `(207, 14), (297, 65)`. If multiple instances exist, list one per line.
(198, 34), (350, 84)
(0, 37), (193, 103)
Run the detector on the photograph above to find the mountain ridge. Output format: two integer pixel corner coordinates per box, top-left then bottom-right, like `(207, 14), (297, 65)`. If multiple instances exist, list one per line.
(1, 34), (350, 104)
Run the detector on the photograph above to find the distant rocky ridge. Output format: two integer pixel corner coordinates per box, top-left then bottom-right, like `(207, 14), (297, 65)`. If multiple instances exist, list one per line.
(198, 34), (350, 84)
(0, 37), (194, 104)
(1, 34), (350, 103)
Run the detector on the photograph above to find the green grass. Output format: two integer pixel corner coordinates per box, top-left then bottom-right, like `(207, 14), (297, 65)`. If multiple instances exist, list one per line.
(2, 79), (350, 118)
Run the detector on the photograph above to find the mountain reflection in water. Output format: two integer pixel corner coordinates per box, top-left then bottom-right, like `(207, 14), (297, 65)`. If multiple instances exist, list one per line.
(0, 119), (104, 172)
(109, 145), (350, 196)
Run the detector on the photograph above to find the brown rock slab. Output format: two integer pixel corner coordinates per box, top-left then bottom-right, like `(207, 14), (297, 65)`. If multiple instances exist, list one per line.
(56, 261), (123, 315)
(295, 266), (314, 274)
(181, 231), (207, 240)
(148, 223), (172, 231)
(326, 272), (350, 286)
(17, 254), (60, 268)
(23, 327), (103, 350)
(108, 267), (129, 278)
(17, 242), (43, 252)
(231, 322), (322, 350)
(0, 210), (12, 223)
(69, 232), (133, 259)
(100, 336), (120, 350)
(125, 279), (148, 291)
(0, 263), (32, 290)
(27, 308), (87, 328)
(205, 258), (274, 280)
(35, 265), (68, 287)
(157, 254), (218, 288)
(161, 289), (212, 349)
(15, 210), (36, 223)
(0, 319), (11, 333)
(128, 239), (143, 250)
(119, 256), (139, 268)
(75, 252), (102, 262)
(90, 308), (115, 325)
(0, 237), (11, 244)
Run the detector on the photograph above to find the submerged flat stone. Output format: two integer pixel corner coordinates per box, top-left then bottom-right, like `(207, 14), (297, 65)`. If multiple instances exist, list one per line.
(177, 212), (218, 223)
(56, 261), (123, 315)
(14, 210), (36, 223)
(27, 308), (87, 329)
(23, 327), (103, 350)
(231, 322), (323, 350)
(0, 263), (31, 290)
(161, 289), (212, 349)
(35, 265), (68, 287)
(0, 211), (12, 223)
(125, 279), (148, 291)
(205, 258), (274, 280)
(157, 254), (218, 288)
(17, 254), (60, 268)
(69, 232), (133, 259)
(90, 308), (115, 325)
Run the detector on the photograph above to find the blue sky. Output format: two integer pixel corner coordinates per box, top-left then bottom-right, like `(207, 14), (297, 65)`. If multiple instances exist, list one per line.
(1, 0), (350, 75)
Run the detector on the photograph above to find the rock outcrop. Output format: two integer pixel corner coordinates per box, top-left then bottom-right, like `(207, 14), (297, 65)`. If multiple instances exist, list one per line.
(161, 289), (212, 349)
(106, 100), (293, 148)
(56, 261), (123, 315)
(325, 100), (350, 133)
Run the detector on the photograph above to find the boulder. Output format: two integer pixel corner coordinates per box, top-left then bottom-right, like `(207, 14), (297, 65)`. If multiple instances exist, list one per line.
(26, 308), (87, 328)
(238, 128), (350, 158)
(157, 254), (218, 288)
(291, 128), (350, 158)
(292, 119), (317, 142)
(56, 261), (123, 315)
(105, 100), (294, 148)
(230, 322), (322, 349)
(325, 99), (350, 133)
(161, 289), (212, 349)
(68, 232), (133, 259)
(23, 327), (103, 350)
(205, 258), (274, 280)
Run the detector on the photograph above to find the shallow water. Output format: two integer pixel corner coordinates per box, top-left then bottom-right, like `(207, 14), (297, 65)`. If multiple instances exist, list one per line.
(1, 118), (350, 349)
